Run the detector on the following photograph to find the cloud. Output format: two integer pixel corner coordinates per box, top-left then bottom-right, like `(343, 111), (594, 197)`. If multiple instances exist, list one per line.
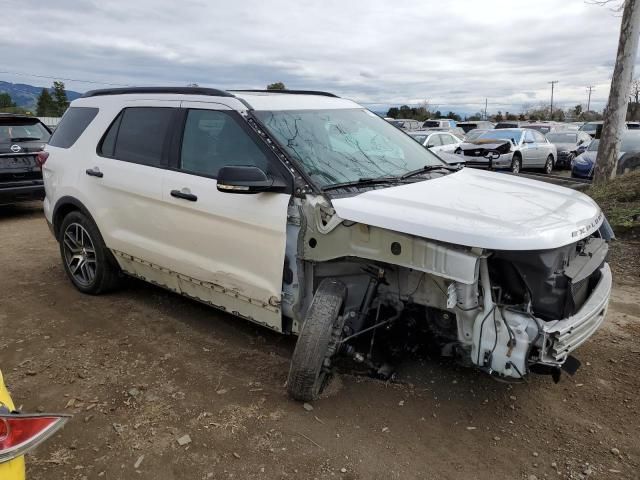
(0, 0), (635, 114)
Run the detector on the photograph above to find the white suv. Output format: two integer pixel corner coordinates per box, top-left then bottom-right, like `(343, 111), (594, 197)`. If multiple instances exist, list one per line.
(43, 87), (612, 401)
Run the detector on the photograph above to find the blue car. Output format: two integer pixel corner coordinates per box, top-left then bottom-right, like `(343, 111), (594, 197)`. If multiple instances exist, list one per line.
(571, 131), (640, 179)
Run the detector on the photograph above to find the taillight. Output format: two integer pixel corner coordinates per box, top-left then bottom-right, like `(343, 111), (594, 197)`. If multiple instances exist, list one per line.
(36, 151), (49, 168)
(0, 414), (69, 463)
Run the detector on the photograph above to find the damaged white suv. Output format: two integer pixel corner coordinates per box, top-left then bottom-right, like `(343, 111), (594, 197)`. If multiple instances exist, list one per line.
(42, 87), (613, 401)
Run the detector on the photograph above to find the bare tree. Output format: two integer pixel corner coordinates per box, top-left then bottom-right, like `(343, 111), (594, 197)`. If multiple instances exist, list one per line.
(594, 0), (640, 184)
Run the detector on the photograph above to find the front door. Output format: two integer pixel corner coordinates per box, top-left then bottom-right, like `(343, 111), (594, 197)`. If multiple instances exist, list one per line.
(159, 104), (292, 330)
(521, 130), (540, 167)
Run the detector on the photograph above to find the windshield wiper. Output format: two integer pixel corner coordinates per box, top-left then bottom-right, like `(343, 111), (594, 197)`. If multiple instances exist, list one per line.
(322, 176), (401, 192)
(400, 164), (455, 180)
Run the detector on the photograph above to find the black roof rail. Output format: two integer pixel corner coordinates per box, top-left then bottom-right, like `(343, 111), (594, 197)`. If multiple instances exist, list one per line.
(81, 87), (234, 98)
(229, 89), (339, 98)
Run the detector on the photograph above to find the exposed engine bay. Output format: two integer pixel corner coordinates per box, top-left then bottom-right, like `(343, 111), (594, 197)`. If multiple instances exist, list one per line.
(283, 197), (613, 386)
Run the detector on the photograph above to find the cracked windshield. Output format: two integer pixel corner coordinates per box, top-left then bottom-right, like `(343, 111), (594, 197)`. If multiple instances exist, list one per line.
(255, 108), (444, 188)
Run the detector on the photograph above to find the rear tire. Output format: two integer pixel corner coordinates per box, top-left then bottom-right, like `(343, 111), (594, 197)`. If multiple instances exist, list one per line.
(511, 154), (522, 174)
(58, 211), (120, 294)
(544, 155), (554, 174)
(287, 278), (347, 402)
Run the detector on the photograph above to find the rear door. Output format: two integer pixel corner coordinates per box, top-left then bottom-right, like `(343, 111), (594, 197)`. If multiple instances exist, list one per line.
(158, 103), (292, 330)
(533, 130), (552, 165)
(521, 130), (540, 166)
(83, 101), (180, 266)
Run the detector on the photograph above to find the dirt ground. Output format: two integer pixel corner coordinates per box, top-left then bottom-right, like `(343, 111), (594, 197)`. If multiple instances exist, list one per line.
(1, 202), (639, 480)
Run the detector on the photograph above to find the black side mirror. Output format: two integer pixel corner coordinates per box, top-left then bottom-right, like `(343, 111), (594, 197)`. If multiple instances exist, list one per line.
(217, 166), (286, 194)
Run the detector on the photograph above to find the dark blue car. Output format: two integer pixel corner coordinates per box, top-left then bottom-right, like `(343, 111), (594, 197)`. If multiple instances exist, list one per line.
(571, 131), (640, 179)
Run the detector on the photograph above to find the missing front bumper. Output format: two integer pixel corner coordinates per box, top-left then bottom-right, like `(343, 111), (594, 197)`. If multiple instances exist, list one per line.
(540, 263), (612, 364)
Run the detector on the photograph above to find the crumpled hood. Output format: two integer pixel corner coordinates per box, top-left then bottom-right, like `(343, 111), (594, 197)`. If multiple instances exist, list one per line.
(331, 168), (603, 251)
(553, 142), (577, 152)
(460, 139), (512, 155)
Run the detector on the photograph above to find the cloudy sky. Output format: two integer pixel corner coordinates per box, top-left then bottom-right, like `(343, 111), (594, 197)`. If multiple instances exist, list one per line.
(1, 0), (635, 115)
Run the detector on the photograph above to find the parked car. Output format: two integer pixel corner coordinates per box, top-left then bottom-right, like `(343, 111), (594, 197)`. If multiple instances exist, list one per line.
(413, 126), (465, 138)
(408, 130), (463, 154)
(521, 123), (560, 134)
(457, 121), (494, 133)
(388, 118), (422, 130)
(0, 114), (51, 205)
(422, 118), (457, 129)
(457, 128), (557, 173)
(545, 131), (593, 168)
(571, 131), (640, 179)
(43, 87), (611, 401)
(0, 369), (68, 479)
(626, 121), (640, 130)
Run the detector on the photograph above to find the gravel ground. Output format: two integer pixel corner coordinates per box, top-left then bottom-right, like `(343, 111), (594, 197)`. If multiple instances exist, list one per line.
(1, 202), (639, 480)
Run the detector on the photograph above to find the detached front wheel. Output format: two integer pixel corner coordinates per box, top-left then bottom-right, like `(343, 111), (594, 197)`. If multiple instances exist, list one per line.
(287, 278), (347, 402)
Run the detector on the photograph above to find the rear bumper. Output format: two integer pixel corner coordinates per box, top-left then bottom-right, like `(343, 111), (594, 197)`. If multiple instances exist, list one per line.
(0, 181), (44, 205)
(540, 263), (612, 364)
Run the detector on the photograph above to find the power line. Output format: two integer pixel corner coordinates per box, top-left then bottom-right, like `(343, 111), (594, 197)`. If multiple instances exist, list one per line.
(0, 70), (133, 87)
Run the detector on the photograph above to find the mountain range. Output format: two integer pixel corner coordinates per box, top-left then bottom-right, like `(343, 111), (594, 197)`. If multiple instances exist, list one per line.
(0, 80), (82, 111)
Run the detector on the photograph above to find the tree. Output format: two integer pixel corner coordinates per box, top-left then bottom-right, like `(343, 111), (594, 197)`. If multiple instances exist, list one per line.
(494, 111), (504, 122)
(433, 110), (442, 118)
(386, 107), (399, 118)
(468, 112), (483, 121)
(266, 82), (286, 90)
(0, 92), (16, 109)
(445, 111), (462, 122)
(36, 89), (56, 116)
(573, 104), (583, 118)
(594, 0), (640, 184)
(52, 81), (69, 116)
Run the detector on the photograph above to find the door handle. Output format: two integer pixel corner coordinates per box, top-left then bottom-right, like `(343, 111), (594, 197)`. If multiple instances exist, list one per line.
(85, 168), (103, 178)
(171, 189), (198, 202)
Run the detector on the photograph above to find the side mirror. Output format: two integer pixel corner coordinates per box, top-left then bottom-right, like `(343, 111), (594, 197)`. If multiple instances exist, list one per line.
(577, 139), (584, 145)
(217, 166), (287, 194)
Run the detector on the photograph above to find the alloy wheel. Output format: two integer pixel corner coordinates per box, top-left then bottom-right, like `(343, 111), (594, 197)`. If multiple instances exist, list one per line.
(62, 223), (97, 287)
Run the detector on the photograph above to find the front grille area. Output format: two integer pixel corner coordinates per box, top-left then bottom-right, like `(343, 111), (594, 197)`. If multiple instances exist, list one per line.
(567, 267), (602, 314)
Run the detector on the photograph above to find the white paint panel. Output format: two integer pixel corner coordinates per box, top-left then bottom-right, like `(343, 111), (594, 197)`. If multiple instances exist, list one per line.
(332, 168), (603, 251)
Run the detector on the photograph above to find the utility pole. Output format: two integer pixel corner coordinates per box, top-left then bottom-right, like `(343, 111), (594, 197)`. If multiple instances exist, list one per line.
(586, 85), (595, 112)
(594, 0), (640, 184)
(484, 98), (488, 120)
(548, 80), (559, 120)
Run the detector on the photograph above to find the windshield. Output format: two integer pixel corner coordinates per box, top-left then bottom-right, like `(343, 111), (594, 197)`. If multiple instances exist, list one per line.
(254, 109), (444, 187)
(580, 123), (599, 133)
(0, 119), (50, 143)
(409, 134), (428, 144)
(547, 133), (577, 143)
(422, 121), (441, 128)
(476, 130), (522, 144)
(525, 125), (551, 134)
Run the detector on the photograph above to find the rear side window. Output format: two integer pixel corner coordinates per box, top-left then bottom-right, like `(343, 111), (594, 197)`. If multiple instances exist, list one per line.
(99, 107), (173, 167)
(49, 107), (99, 148)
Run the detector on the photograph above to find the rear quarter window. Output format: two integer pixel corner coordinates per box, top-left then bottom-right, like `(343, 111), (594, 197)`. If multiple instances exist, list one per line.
(49, 107), (99, 148)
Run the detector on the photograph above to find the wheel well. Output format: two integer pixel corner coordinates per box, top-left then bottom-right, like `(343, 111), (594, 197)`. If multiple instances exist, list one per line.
(512, 152), (522, 160)
(52, 197), (92, 239)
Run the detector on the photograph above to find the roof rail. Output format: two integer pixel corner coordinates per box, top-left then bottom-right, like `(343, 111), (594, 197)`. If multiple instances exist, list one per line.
(229, 89), (339, 98)
(81, 87), (234, 98)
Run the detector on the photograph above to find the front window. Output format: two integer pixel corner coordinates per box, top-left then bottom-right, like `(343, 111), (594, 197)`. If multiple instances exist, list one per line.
(587, 139), (599, 151)
(580, 123), (598, 133)
(547, 133), (577, 143)
(254, 109), (444, 187)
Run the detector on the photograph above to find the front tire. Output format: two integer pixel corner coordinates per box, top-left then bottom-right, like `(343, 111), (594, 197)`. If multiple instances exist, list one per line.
(287, 279), (347, 402)
(511, 154), (522, 174)
(544, 155), (554, 174)
(58, 211), (120, 294)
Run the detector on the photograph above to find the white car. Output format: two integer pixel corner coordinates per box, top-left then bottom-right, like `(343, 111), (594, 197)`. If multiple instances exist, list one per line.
(457, 128), (557, 173)
(408, 130), (462, 154)
(41, 87), (612, 401)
